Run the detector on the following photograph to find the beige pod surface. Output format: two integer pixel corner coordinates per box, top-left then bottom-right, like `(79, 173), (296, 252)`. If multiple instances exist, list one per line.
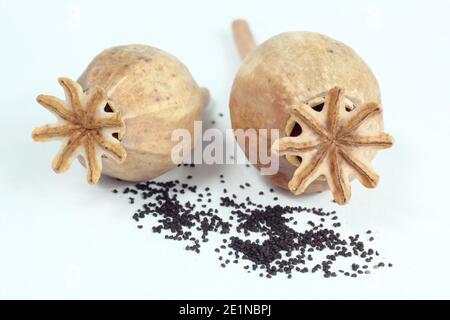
(229, 20), (393, 205)
(33, 44), (209, 183)
(78, 45), (208, 181)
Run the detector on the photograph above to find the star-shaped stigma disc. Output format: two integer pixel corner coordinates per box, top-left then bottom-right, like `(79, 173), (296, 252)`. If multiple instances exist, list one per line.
(32, 77), (126, 184)
(272, 87), (394, 205)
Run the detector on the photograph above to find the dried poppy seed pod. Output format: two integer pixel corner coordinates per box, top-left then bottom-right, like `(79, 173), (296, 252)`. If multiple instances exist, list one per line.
(229, 20), (394, 205)
(33, 45), (209, 184)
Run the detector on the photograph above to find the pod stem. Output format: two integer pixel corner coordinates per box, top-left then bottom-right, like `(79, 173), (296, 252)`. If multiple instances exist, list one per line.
(232, 19), (256, 60)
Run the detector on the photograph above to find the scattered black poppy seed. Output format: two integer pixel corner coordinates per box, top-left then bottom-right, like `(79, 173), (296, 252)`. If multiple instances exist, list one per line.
(114, 172), (391, 279)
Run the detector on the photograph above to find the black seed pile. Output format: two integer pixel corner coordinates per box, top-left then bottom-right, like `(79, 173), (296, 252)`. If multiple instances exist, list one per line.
(128, 180), (231, 253)
(115, 169), (391, 279)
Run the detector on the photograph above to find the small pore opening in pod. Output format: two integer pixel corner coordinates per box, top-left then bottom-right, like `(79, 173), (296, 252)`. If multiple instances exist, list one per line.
(312, 102), (325, 112)
(345, 99), (356, 112)
(112, 132), (120, 140)
(290, 123), (303, 137)
(287, 155), (303, 167)
(345, 104), (355, 112)
(104, 103), (114, 113)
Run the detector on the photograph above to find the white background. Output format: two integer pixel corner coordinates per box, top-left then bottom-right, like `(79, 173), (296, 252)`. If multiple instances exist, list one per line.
(1, 0), (450, 299)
